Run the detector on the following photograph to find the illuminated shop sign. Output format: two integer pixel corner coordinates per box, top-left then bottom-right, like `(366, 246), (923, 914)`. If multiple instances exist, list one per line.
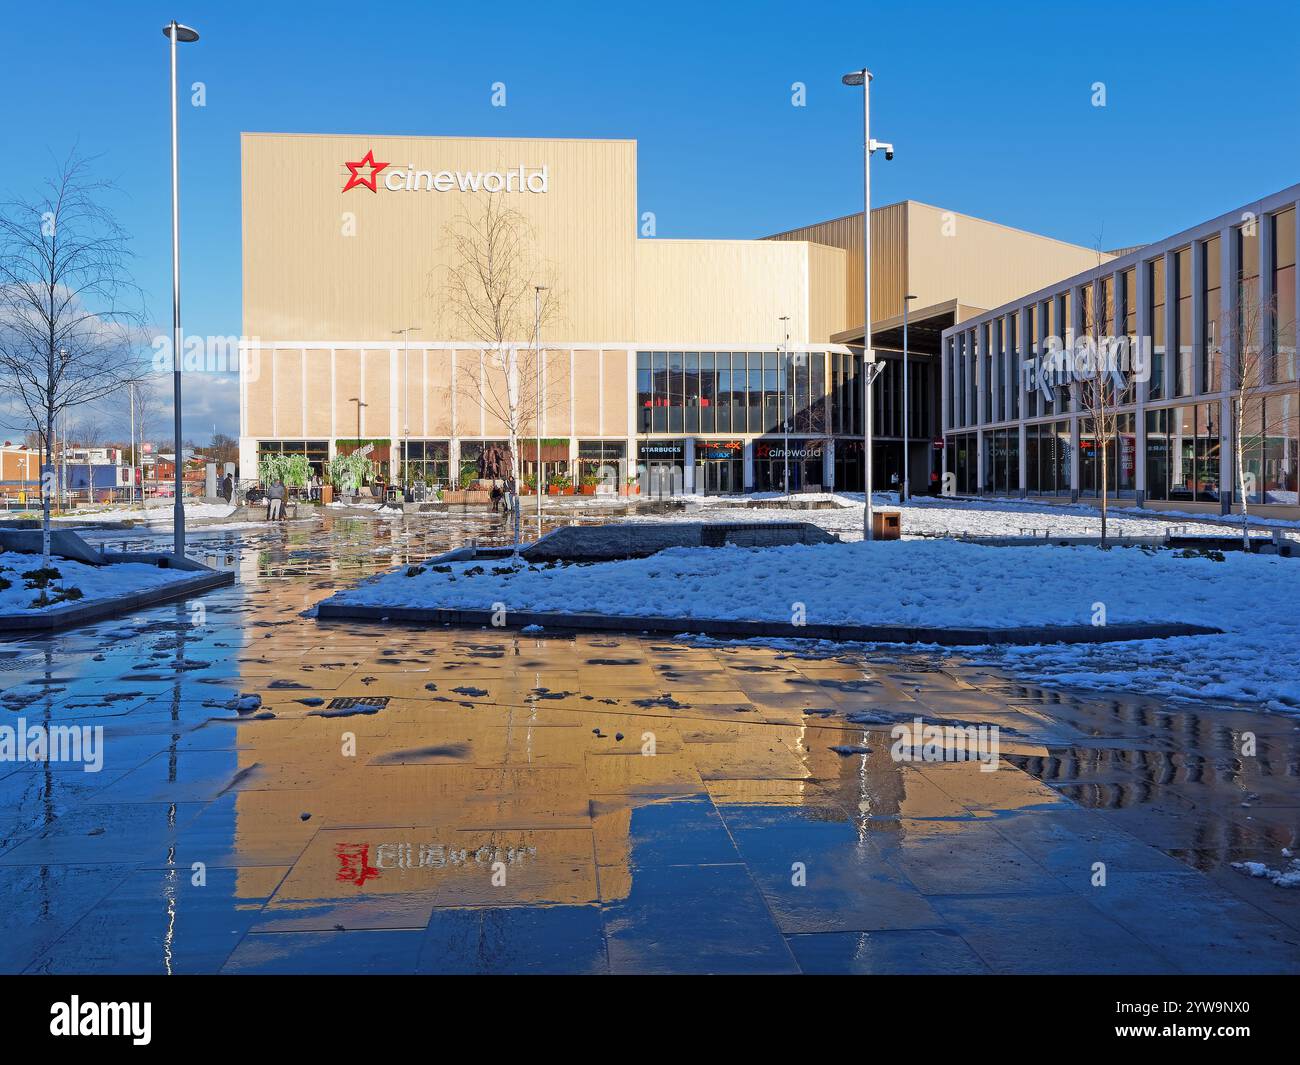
(697, 440), (743, 461)
(756, 440), (823, 460)
(342, 150), (549, 194)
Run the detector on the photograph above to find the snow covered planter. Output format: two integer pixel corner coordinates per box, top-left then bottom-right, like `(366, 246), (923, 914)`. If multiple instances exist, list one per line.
(322, 538), (1300, 712)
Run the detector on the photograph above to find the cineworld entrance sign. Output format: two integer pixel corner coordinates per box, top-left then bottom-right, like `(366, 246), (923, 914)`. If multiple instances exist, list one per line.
(1020, 334), (1150, 402)
(343, 150), (549, 194)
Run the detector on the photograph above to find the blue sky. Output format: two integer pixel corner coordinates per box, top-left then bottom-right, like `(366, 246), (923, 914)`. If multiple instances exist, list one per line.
(2, 0), (1297, 442)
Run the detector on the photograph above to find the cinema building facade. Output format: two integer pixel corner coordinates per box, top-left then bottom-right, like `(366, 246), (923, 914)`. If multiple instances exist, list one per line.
(941, 184), (1300, 517)
(239, 133), (1105, 495)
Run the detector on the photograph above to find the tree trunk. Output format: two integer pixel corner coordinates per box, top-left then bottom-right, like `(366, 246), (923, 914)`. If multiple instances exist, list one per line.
(1100, 444), (1109, 548)
(1236, 395), (1250, 551)
(42, 404), (53, 566)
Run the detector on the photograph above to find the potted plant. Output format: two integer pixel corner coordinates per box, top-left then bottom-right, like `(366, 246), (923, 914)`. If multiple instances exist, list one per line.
(548, 473), (572, 496)
(520, 473), (536, 496)
(579, 474), (599, 495)
(626, 475), (640, 496)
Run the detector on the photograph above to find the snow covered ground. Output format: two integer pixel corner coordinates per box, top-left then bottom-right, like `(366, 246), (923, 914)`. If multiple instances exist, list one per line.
(0, 551), (195, 614)
(643, 492), (1296, 542)
(326, 538), (1300, 714)
(66, 502), (238, 524)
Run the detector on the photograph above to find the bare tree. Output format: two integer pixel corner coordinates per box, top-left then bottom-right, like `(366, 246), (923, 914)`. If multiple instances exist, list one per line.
(436, 195), (564, 544)
(0, 152), (145, 561)
(1223, 283), (1297, 549)
(1074, 245), (1122, 547)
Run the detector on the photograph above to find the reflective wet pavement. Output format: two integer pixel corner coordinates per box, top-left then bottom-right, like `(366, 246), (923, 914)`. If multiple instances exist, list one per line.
(1, 512), (1297, 974)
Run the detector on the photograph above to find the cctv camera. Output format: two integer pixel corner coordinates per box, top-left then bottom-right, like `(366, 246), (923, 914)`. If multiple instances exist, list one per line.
(884, 148), (894, 161)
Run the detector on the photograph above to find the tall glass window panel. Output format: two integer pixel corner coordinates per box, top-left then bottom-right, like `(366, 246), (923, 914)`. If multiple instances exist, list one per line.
(1263, 392), (1297, 504)
(636, 352), (652, 433)
(669, 352), (685, 433)
(651, 352), (668, 432)
(1175, 248), (1193, 396)
(1238, 225), (1260, 389)
(700, 353), (715, 433)
(1150, 259), (1166, 400)
(1145, 408), (1169, 501)
(1273, 208), (1297, 382)
(1121, 269), (1137, 404)
(684, 353), (700, 433)
(1202, 237), (1221, 394)
(747, 354), (763, 434)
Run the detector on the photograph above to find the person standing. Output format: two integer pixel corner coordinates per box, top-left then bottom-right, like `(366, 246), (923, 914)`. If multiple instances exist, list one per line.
(267, 478), (285, 521)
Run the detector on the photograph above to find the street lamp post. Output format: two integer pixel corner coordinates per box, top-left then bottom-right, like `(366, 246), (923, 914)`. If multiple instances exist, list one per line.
(902, 293), (917, 502)
(393, 326), (419, 490)
(164, 20), (198, 559)
(843, 67), (894, 540)
(533, 286), (547, 542)
(778, 315), (791, 497)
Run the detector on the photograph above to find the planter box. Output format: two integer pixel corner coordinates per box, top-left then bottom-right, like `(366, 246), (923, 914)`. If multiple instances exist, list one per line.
(579, 485), (597, 495)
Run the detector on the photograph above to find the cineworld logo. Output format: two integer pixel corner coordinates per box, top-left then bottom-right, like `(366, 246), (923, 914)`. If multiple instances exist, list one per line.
(343, 150), (549, 194)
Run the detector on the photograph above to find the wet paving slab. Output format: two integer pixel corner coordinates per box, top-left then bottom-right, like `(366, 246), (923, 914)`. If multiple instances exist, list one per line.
(0, 512), (1297, 974)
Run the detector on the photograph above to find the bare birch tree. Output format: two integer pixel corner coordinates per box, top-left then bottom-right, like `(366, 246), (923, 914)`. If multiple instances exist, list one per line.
(1075, 247), (1122, 547)
(0, 153), (145, 562)
(436, 195), (563, 545)
(1223, 283), (1297, 549)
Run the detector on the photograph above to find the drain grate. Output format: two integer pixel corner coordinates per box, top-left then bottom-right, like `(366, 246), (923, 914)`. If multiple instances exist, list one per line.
(327, 696), (391, 710)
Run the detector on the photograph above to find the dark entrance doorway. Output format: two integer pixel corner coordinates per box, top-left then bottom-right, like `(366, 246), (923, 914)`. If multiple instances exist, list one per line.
(695, 440), (743, 495)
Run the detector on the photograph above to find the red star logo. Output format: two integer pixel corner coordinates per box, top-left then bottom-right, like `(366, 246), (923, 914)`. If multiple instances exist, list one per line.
(342, 150), (389, 193)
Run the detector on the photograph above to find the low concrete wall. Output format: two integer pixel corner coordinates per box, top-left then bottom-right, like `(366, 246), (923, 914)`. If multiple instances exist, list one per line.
(0, 528), (104, 564)
(521, 521), (837, 562)
(315, 601), (1220, 648)
(0, 565), (234, 633)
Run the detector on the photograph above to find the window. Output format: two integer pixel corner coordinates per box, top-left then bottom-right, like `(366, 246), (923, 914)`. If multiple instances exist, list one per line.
(1149, 258), (1166, 400)
(1202, 236), (1221, 393)
(400, 440), (450, 486)
(1120, 268), (1136, 404)
(1146, 403), (1219, 501)
(257, 439), (329, 477)
(1237, 225), (1260, 390)
(1175, 248), (1193, 396)
(577, 440), (626, 488)
(1273, 208), (1297, 382)
(636, 352), (652, 432)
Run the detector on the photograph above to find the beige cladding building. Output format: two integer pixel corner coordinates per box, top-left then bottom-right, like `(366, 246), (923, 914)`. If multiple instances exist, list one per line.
(239, 131), (1105, 495)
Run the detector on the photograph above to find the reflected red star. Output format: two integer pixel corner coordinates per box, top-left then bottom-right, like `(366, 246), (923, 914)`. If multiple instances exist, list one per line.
(342, 150), (389, 193)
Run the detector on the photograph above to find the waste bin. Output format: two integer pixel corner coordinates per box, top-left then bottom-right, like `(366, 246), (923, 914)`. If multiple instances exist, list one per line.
(872, 510), (901, 540)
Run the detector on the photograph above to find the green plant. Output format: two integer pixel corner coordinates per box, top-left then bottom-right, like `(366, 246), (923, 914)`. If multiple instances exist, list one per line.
(258, 452), (311, 488)
(581, 474), (599, 487)
(548, 473), (572, 490)
(524, 473), (537, 489)
(22, 566), (62, 588)
(327, 451), (375, 492)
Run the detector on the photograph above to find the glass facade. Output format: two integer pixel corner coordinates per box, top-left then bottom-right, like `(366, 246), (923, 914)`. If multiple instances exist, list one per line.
(1274, 207), (1297, 383)
(400, 440), (450, 487)
(1174, 247), (1193, 396)
(1145, 404), (1220, 502)
(942, 191), (1299, 511)
(257, 439), (329, 477)
(1025, 421), (1071, 495)
(1079, 413), (1136, 498)
(1202, 236), (1221, 394)
(637, 351), (828, 437)
(1149, 256), (1166, 400)
(982, 427), (1019, 495)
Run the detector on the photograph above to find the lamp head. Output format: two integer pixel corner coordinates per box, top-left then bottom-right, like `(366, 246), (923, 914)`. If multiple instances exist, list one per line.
(162, 23), (199, 43)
